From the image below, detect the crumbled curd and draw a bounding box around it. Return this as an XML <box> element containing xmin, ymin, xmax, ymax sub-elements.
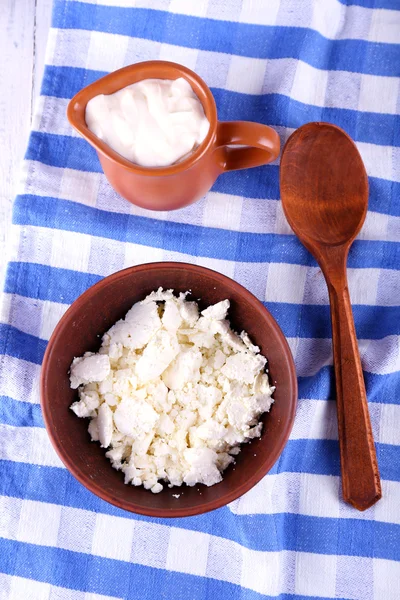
<box><xmin>69</xmin><ymin>289</ymin><xmax>275</xmax><ymax>493</ymax></box>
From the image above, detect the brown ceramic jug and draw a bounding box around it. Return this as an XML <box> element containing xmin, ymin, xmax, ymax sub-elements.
<box><xmin>67</xmin><ymin>61</ymin><xmax>280</xmax><ymax>211</ymax></box>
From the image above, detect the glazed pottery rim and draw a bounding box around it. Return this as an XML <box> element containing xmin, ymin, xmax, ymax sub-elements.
<box><xmin>41</xmin><ymin>262</ymin><xmax>298</xmax><ymax>517</ymax></box>
<box><xmin>67</xmin><ymin>60</ymin><xmax>218</xmax><ymax>177</ymax></box>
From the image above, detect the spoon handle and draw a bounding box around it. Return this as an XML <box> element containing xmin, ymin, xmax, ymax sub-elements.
<box><xmin>328</xmin><ymin>280</ymin><xmax>382</xmax><ymax>511</ymax></box>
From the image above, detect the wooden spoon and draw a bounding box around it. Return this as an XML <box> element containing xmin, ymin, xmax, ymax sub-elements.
<box><xmin>280</xmin><ymin>122</ymin><xmax>381</xmax><ymax>511</ymax></box>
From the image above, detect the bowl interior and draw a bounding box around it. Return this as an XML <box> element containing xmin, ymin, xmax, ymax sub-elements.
<box><xmin>41</xmin><ymin>263</ymin><xmax>297</xmax><ymax>517</ymax></box>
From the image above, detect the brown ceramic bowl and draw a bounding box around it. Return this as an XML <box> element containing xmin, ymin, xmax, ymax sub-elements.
<box><xmin>67</xmin><ymin>60</ymin><xmax>280</xmax><ymax>211</ymax></box>
<box><xmin>41</xmin><ymin>263</ymin><xmax>297</xmax><ymax>517</ymax></box>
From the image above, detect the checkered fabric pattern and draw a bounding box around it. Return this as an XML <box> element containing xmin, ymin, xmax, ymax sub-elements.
<box><xmin>1</xmin><ymin>0</ymin><xmax>400</xmax><ymax>598</ymax></box>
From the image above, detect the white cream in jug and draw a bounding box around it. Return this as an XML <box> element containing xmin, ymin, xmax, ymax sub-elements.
<box><xmin>85</xmin><ymin>78</ymin><xmax>210</xmax><ymax>168</ymax></box>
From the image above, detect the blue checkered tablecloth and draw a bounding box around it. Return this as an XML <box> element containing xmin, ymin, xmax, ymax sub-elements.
<box><xmin>1</xmin><ymin>0</ymin><xmax>400</xmax><ymax>598</ymax></box>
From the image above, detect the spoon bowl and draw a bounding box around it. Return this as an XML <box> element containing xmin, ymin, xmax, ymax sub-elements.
<box><xmin>280</xmin><ymin>122</ymin><xmax>381</xmax><ymax>511</ymax></box>
<box><xmin>281</xmin><ymin>123</ymin><xmax>368</xmax><ymax>248</ymax></box>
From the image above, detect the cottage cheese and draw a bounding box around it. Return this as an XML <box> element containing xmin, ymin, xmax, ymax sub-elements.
<box><xmin>69</xmin><ymin>289</ymin><xmax>275</xmax><ymax>493</ymax></box>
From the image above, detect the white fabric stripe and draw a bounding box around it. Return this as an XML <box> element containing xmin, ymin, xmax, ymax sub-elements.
<box><xmin>2</xmin><ymin>494</ymin><xmax>399</xmax><ymax>597</ymax></box>
<box><xmin>374</xmin><ymin>558</ymin><xmax>400</xmax><ymax>600</ymax></box>
<box><xmin>2</xmin><ymin>262</ymin><xmax>399</xmax><ymax>338</ymax></box>
<box><xmin>359</xmin><ymin>210</ymin><xmax>391</xmax><ymax>242</ymax></box>
<box><xmin>1</xmin><ymin>403</ymin><xmax>399</xmax><ymax>481</ymax></box>
<box><xmin>295</xmin><ymin>552</ymin><xmax>337</xmax><ymax>598</ymax></box>
<box><xmin>359</xmin><ymin>72</ymin><xmax>400</xmax><ymax>115</ymax></box>
<box><xmin>0</xmin><ymin>293</ymin><xmax>11</xmax><ymax>327</ymax></box>
<box><xmin>358</xmin><ymin>336</ymin><xmax>400</xmax><ymax>376</ymax></box>
<box><xmin>266</xmin><ymin>263</ymin><xmax>399</xmax><ymax>307</ymax></box>
<box><xmin>92</xmin><ymin>513</ymin><xmax>136</xmax><ymax>562</ymax></box>
<box><xmin>241</xmin><ymin>546</ymin><xmax>280</xmax><ymax>596</ymax></box>
<box><xmin>0</xmin><ymin>424</ymin><xmax>64</xmax><ymax>468</ymax></box>
<box><xmin>166</xmin><ymin>527</ymin><xmax>210</xmax><ymax>577</ymax></box>
<box><xmin>291</xmin><ymin>399</ymin><xmax>400</xmax><ymax>448</ymax></box>
<box><xmin>291</xmin><ymin>399</ymin><xmax>338</xmax><ymax>441</ymax></box>
<box><xmin>203</xmin><ymin>192</ymin><xmax>245</xmax><ymax>229</ymax></box>
<box><xmin>0</xmin><ymin>574</ymin><xmax>52</xmax><ymax>600</ymax></box>
<box><xmin>168</xmin><ymin>0</ymin><xmax>208</xmax><ymax>19</ymax></box>
<box><xmin>369</xmin><ymin>8</ymin><xmax>400</xmax><ymax>44</ymax></box>
<box><xmin>31</xmin><ymin>96</ymin><xmax>46</xmax><ymax>133</ymax></box>
<box><xmin>159</xmin><ymin>41</ymin><xmax>200</xmax><ymax>72</ymax></box>
<box><xmin>40</xmin><ymin>300</ymin><xmax>69</xmax><ymax>341</ymax></box>
<box><xmin>66</xmin><ymin>0</ymin><xmax>400</xmax><ymax>46</ymax></box>
<box><xmin>0</xmin><ymin>357</ymin><xmax>41</xmax><ymax>404</ymax></box>
<box><xmin>4</xmin><ymin>224</ymin><xmax>245</xmax><ymax>281</ymax></box>
<box><xmin>0</xmin><ymin>574</ymin><xmax>122</xmax><ymax>600</ymax></box>
<box><xmin>13</xmin><ymin>165</ymin><xmax>400</xmax><ymax>239</ymax></box>
<box><xmin>358</xmin><ymin>142</ymin><xmax>397</xmax><ymax>182</ymax></box>
<box><xmin>45</xmin><ymin>32</ymin><xmax>399</xmax><ymax>115</ymax></box>
<box><xmin>124</xmin><ymin>243</ymin><xmax>237</xmax><ymax>279</ymax></box>
<box><xmin>18</xmin><ymin>499</ymin><xmax>62</xmax><ymax>546</ymax></box>
<box><xmin>230</xmin><ymin>473</ymin><xmax>400</xmax><ymax>525</ymax></box>
<box><xmin>24</xmin><ymin>162</ymin><xmax>131</xmax><ymax>209</ymax></box>
<box><xmin>379</xmin><ymin>404</ymin><xmax>400</xmax><ymax>445</ymax></box>
<box><xmin>50</xmin><ymin>230</ymin><xmax>93</xmax><ymax>273</ymax></box>
<box><xmin>374</xmin><ymin>480</ymin><xmax>400</xmax><ymax>527</ymax></box>
<box><xmin>0</xmin><ymin>434</ymin><xmax>400</xmax><ymax>524</ymax></box>
<box><xmin>229</xmin><ymin>473</ymin><xmax>339</xmax><ymax>519</ymax></box>
<box><xmin>287</xmin><ymin>335</ymin><xmax>400</xmax><ymax>377</ymax></box>
<box><xmin>0</xmin><ymin>213</ymin><xmax>21</xmax><ymax>292</ymax></box>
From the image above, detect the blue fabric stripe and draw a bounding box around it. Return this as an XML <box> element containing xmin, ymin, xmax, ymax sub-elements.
<box><xmin>0</xmin><ymin>396</ymin><xmax>43</xmax><ymax>428</ymax></box>
<box><xmin>52</xmin><ymin>2</ymin><xmax>400</xmax><ymax>77</ymax></box>
<box><xmin>1</xmin><ymin>364</ymin><xmax>398</xmax><ymax>438</ymax></box>
<box><xmin>42</xmin><ymin>64</ymin><xmax>400</xmax><ymax>149</ymax></box>
<box><xmin>337</xmin><ymin>0</ymin><xmax>400</xmax><ymax>7</ymax></box>
<box><xmin>0</xmin><ymin>538</ymin><xmax>352</xmax><ymax>600</ymax></box>
<box><xmin>5</xmin><ymin>262</ymin><xmax>400</xmax><ymax>341</ymax></box>
<box><xmin>43</xmin><ymin>65</ymin><xmax>108</xmax><ymax>98</ymax></box>
<box><xmin>5</xmin><ymin>261</ymin><xmax>102</xmax><ymax>307</ymax></box>
<box><xmin>1</xmin><ymin>459</ymin><xmax>400</xmax><ymax>559</ymax></box>
<box><xmin>2</xmin><ymin>317</ymin><xmax>399</xmax><ymax>406</ymax></box>
<box><xmin>25</xmin><ymin>129</ymin><xmax>400</xmax><ymax>217</ymax></box>
<box><xmin>26</xmin><ymin>133</ymin><xmax>103</xmax><ymax>174</ymax></box>
<box><xmin>298</xmin><ymin>366</ymin><xmax>400</xmax><ymax>405</ymax></box>
<box><xmin>212</xmin><ymin>88</ymin><xmax>400</xmax><ymax>149</ymax></box>
<box><xmin>26</xmin><ymin>125</ymin><xmax>400</xmax><ymax>217</ymax></box>
<box><xmin>367</xmin><ymin>177</ymin><xmax>400</xmax><ymax>218</ymax></box>
<box><xmin>0</xmin><ymin>424</ymin><xmax>399</xmax><ymax>482</ymax></box>
<box><xmin>0</xmin><ymin>324</ymin><xmax>47</xmax><ymax>365</ymax></box>
<box><xmin>298</xmin><ymin>367</ymin><xmax>335</xmax><ymax>401</ymax></box>
<box><xmin>0</xmin><ymin>540</ymin><xmax>261</xmax><ymax>600</ymax></box>
<box><xmin>13</xmin><ymin>195</ymin><xmax>400</xmax><ymax>269</ymax></box>
<box><xmin>267</xmin><ymin>303</ymin><xmax>400</xmax><ymax>340</ymax></box>
<box><xmin>284</xmin><ymin>440</ymin><xmax>400</xmax><ymax>486</ymax></box>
